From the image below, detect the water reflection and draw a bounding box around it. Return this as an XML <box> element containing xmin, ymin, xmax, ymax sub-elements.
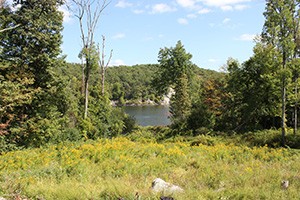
<box><xmin>122</xmin><ymin>105</ymin><xmax>171</xmax><ymax>126</ymax></box>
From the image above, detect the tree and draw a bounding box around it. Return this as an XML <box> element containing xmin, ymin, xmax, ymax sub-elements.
<box><xmin>170</xmin><ymin>73</ymin><xmax>191</xmax><ymax>123</ymax></box>
<box><xmin>262</xmin><ymin>0</ymin><xmax>298</xmax><ymax>145</ymax></box>
<box><xmin>154</xmin><ymin>41</ymin><xmax>192</xmax><ymax>124</ymax></box>
<box><xmin>291</xmin><ymin>2</ymin><xmax>300</xmax><ymax>134</ymax></box>
<box><xmin>0</xmin><ymin>0</ymin><xmax>68</xmax><ymax>147</ymax></box>
<box><xmin>71</xmin><ymin>0</ymin><xmax>110</xmax><ymax>119</ymax></box>
<box><xmin>219</xmin><ymin>46</ymin><xmax>281</xmax><ymax>132</ymax></box>
<box><xmin>99</xmin><ymin>35</ymin><xmax>112</xmax><ymax>96</ymax></box>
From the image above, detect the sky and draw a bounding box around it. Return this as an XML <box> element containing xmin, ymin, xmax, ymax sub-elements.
<box><xmin>60</xmin><ymin>0</ymin><xmax>266</xmax><ymax>71</ymax></box>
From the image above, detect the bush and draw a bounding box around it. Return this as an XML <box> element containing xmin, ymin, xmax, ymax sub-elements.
<box><xmin>241</xmin><ymin>129</ymin><xmax>300</xmax><ymax>148</ymax></box>
<box><xmin>190</xmin><ymin>135</ymin><xmax>220</xmax><ymax>146</ymax></box>
<box><xmin>0</xmin><ymin>135</ymin><xmax>19</xmax><ymax>153</ymax></box>
<box><xmin>126</xmin><ymin>127</ymin><xmax>156</xmax><ymax>143</ymax></box>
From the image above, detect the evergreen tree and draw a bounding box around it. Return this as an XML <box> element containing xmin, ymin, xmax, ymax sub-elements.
<box><xmin>170</xmin><ymin>73</ymin><xmax>191</xmax><ymax>124</ymax></box>
<box><xmin>154</xmin><ymin>41</ymin><xmax>192</xmax><ymax>126</ymax></box>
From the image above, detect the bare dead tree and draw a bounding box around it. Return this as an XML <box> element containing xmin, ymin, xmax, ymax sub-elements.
<box><xmin>71</xmin><ymin>0</ymin><xmax>110</xmax><ymax>119</ymax></box>
<box><xmin>98</xmin><ymin>35</ymin><xmax>112</xmax><ymax>95</ymax></box>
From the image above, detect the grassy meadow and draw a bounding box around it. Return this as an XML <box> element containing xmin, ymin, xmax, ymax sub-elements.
<box><xmin>1</xmin><ymin>132</ymin><xmax>300</xmax><ymax>200</ymax></box>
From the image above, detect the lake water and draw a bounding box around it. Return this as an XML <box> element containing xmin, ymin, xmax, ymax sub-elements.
<box><xmin>123</xmin><ymin>105</ymin><xmax>171</xmax><ymax>126</ymax></box>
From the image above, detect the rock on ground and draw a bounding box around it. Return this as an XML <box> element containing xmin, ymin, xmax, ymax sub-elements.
<box><xmin>151</xmin><ymin>178</ymin><xmax>184</xmax><ymax>194</ymax></box>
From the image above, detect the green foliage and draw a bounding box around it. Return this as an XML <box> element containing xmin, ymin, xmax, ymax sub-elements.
<box><xmin>106</xmin><ymin>63</ymin><xmax>219</xmax><ymax>106</ymax></box>
<box><xmin>106</xmin><ymin>64</ymin><xmax>160</xmax><ymax>103</ymax></box>
<box><xmin>240</xmin><ymin>129</ymin><xmax>300</xmax><ymax>148</ymax></box>
<box><xmin>0</xmin><ymin>0</ymin><xmax>69</xmax><ymax>148</ymax></box>
<box><xmin>218</xmin><ymin>44</ymin><xmax>282</xmax><ymax>132</ymax></box>
<box><xmin>187</xmin><ymin>99</ymin><xmax>215</xmax><ymax>133</ymax></box>
<box><xmin>51</xmin><ymin>62</ymin><xmax>137</xmax><ymax>142</ymax></box>
<box><xmin>262</xmin><ymin>0</ymin><xmax>299</xmax><ymax>144</ymax></box>
<box><xmin>155</xmin><ymin>41</ymin><xmax>194</xmax><ymax>128</ymax></box>
<box><xmin>170</xmin><ymin>73</ymin><xmax>191</xmax><ymax>125</ymax></box>
<box><xmin>154</xmin><ymin>40</ymin><xmax>193</xmax><ymax>94</ymax></box>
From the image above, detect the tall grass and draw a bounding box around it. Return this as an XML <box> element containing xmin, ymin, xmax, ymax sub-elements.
<box><xmin>1</xmin><ymin>136</ymin><xmax>300</xmax><ymax>199</ymax></box>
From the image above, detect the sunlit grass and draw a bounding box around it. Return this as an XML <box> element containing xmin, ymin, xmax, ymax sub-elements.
<box><xmin>1</xmin><ymin>136</ymin><xmax>300</xmax><ymax>199</ymax></box>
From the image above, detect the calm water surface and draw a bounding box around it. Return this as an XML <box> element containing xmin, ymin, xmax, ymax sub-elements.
<box><xmin>123</xmin><ymin>105</ymin><xmax>171</xmax><ymax>126</ymax></box>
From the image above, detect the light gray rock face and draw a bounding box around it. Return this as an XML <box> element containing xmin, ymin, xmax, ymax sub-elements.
<box><xmin>151</xmin><ymin>178</ymin><xmax>183</xmax><ymax>194</ymax></box>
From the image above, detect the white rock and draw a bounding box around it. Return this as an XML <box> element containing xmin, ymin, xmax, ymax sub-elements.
<box><xmin>281</xmin><ymin>180</ymin><xmax>289</xmax><ymax>189</ymax></box>
<box><xmin>151</xmin><ymin>178</ymin><xmax>184</xmax><ymax>193</ymax></box>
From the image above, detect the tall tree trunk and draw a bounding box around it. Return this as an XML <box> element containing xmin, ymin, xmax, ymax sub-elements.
<box><xmin>99</xmin><ymin>36</ymin><xmax>112</xmax><ymax>96</ymax></box>
<box><xmin>84</xmin><ymin>59</ymin><xmax>90</xmax><ymax>119</ymax></box>
<box><xmin>81</xmin><ymin>58</ymin><xmax>85</xmax><ymax>95</ymax></box>
<box><xmin>294</xmin><ymin>83</ymin><xmax>298</xmax><ymax>134</ymax></box>
<box><xmin>101</xmin><ymin>38</ymin><xmax>105</xmax><ymax>95</ymax></box>
<box><xmin>292</xmin><ymin>1</ymin><xmax>299</xmax><ymax>135</ymax></box>
<box><xmin>84</xmin><ymin>79</ymin><xmax>89</xmax><ymax>119</ymax></box>
<box><xmin>281</xmin><ymin>77</ymin><xmax>286</xmax><ymax>146</ymax></box>
<box><xmin>281</xmin><ymin>54</ymin><xmax>287</xmax><ymax>146</ymax></box>
<box><xmin>101</xmin><ymin>65</ymin><xmax>105</xmax><ymax>95</ymax></box>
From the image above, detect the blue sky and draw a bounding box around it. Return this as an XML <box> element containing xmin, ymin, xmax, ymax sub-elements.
<box><xmin>60</xmin><ymin>0</ymin><xmax>266</xmax><ymax>71</ymax></box>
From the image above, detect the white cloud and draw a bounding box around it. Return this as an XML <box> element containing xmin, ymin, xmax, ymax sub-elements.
<box><xmin>111</xmin><ymin>59</ymin><xmax>125</xmax><ymax>66</ymax></box>
<box><xmin>115</xmin><ymin>0</ymin><xmax>133</xmax><ymax>8</ymax></box>
<box><xmin>176</xmin><ymin>0</ymin><xmax>195</xmax><ymax>8</ymax></box>
<box><xmin>221</xmin><ymin>5</ymin><xmax>233</xmax><ymax>11</ymax></box>
<box><xmin>237</xmin><ymin>33</ymin><xmax>256</xmax><ymax>41</ymax></box>
<box><xmin>198</xmin><ymin>8</ymin><xmax>211</xmax><ymax>14</ymax></box>
<box><xmin>201</xmin><ymin>0</ymin><xmax>251</xmax><ymax>7</ymax></box>
<box><xmin>112</xmin><ymin>33</ymin><xmax>126</xmax><ymax>40</ymax></box>
<box><xmin>222</xmin><ymin>18</ymin><xmax>231</xmax><ymax>24</ymax></box>
<box><xmin>151</xmin><ymin>3</ymin><xmax>177</xmax><ymax>14</ymax></box>
<box><xmin>178</xmin><ymin>18</ymin><xmax>189</xmax><ymax>25</ymax></box>
<box><xmin>176</xmin><ymin>0</ymin><xmax>204</xmax><ymax>11</ymax></box>
<box><xmin>234</xmin><ymin>4</ymin><xmax>249</xmax><ymax>10</ymax></box>
<box><xmin>200</xmin><ymin>0</ymin><xmax>252</xmax><ymax>11</ymax></box>
<box><xmin>133</xmin><ymin>9</ymin><xmax>144</xmax><ymax>14</ymax></box>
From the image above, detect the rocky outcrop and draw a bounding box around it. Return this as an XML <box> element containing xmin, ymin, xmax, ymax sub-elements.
<box><xmin>161</xmin><ymin>88</ymin><xmax>175</xmax><ymax>106</ymax></box>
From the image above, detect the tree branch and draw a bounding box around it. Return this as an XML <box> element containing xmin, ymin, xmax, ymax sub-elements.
<box><xmin>0</xmin><ymin>24</ymin><xmax>21</xmax><ymax>33</ymax></box>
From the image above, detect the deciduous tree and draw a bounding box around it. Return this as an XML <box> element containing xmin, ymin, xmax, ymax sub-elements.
<box><xmin>0</xmin><ymin>0</ymin><xmax>68</xmax><ymax>147</ymax></box>
<box><xmin>262</xmin><ymin>0</ymin><xmax>298</xmax><ymax>145</ymax></box>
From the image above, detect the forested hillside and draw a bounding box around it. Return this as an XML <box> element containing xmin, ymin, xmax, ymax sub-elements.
<box><xmin>105</xmin><ymin>64</ymin><xmax>224</xmax><ymax>105</ymax></box>
<box><xmin>62</xmin><ymin>63</ymin><xmax>225</xmax><ymax>106</ymax></box>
